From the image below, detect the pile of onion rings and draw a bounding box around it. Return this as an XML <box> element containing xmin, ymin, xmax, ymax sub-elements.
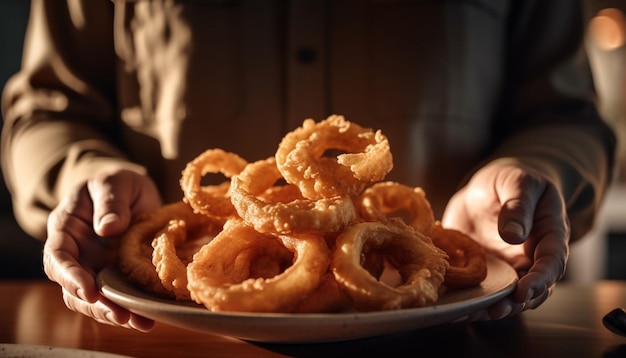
<box><xmin>118</xmin><ymin>115</ymin><xmax>488</xmax><ymax>313</ymax></box>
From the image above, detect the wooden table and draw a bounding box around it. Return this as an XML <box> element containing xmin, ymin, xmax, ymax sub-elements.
<box><xmin>1</xmin><ymin>279</ymin><xmax>626</xmax><ymax>358</ymax></box>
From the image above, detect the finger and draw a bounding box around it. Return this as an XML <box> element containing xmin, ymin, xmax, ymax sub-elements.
<box><xmin>525</xmin><ymin>283</ymin><xmax>554</xmax><ymax>310</ymax></box>
<box><xmin>512</xmin><ymin>243</ymin><xmax>566</xmax><ymax>308</ymax></box>
<box><xmin>516</xmin><ymin>191</ymin><xmax>568</xmax><ymax>304</ymax></box>
<box><xmin>129</xmin><ymin>313</ymin><xmax>156</xmax><ymax>332</ymax></box>
<box><xmin>62</xmin><ymin>289</ymin><xmax>130</xmax><ymax>326</ymax></box>
<box><xmin>476</xmin><ymin>241</ymin><xmax>561</xmax><ymax>321</ymax></box>
<box><xmin>489</xmin><ymin>283</ymin><xmax>553</xmax><ymax>320</ymax></box>
<box><xmin>495</xmin><ymin>169</ymin><xmax>546</xmax><ymax>244</ymax></box>
<box><xmin>514</xmin><ymin>252</ymin><xmax>566</xmax><ymax>304</ymax></box>
<box><xmin>44</xmin><ymin>228</ymin><xmax>100</xmax><ymax>303</ymax></box>
<box><xmin>465</xmin><ymin>308</ymin><xmax>492</xmax><ymax>322</ymax></box>
<box><xmin>88</xmin><ymin>176</ymin><xmax>133</xmax><ymax>237</ymax></box>
<box><xmin>487</xmin><ymin>297</ymin><xmax>526</xmax><ymax>320</ymax></box>
<box><xmin>471</xmin><ymin>286</ymin><xmax>551</xmax><ymax>322</ymax></box>
<box><xmin>44</xmin><ymin>253</ymin><xmax>98</xmax><ymax>302</ymax></box>
<box><xmin>62</xmin><ymin>289</ymin><xmax>154</xmax><ymax>332</ymax></box>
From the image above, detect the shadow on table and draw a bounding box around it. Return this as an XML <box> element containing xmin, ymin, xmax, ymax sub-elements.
<box><xmin>605</xmin><ymin>344</ymin><xmax>626</xmax><ymax>358</ymax></box>
<box><xmin>253</xmin><ymin>318</ymin><xmax>529</xmax><ymax>358</ymax></box>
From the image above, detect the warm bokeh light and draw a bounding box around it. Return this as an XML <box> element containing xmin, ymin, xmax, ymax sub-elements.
<box><xmin>589</xmin><ymin>8</ymin><xmax>626</xmax><ymax>51</ymax></box>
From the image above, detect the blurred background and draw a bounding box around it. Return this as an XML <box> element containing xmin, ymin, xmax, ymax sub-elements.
<box><xmin>568</xmin><ymin>0</ymin><xmax>626</xmax><ymax>282</ymax></box>
<box><xmin>0</xmin><ymin>1</ymin><xmax>624</xmax><ymax>281</ymax></box>
<box><xmin>0</xmin><ymin>1</ymin><xmax>42</xmax><ymax>279</ymax></box>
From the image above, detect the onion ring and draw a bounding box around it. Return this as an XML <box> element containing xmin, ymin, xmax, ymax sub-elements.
<box><xmin>429</xmin><ymin>224</ymin><xmax>488</xmax><ymax>288</ymax></box>
<box><xmin>331</xmin><ymin>221</ymin><xmax>449</xmax><ymax>311</ymax></box>
<box><xmin>120</xmin><ymin>115</ymin><xmax>479</xmax><ymax>313</ymax></box>
<box><xmin>229</xmin><ymin>157</ymin><xmax>357</xmax><ymax>234</ymax></box>
<box><xmin>358</xmin><ymin>181</ymin><xmax>436</xmax><ymax>236</ymax></box>
<box><xmin>187</xmin><ymin>219</ymin><xmax>330</xmax><ymax>312</ymax></box>
<box><xmin>179</xmin><ymin>148</ymin><xmax>248</xmax><ymax>217</ymax></box>
<box><xmin>118</xmin><ymin>202</ymin><xmax>224</xmax><ymax>298</ymax></box>
<box><xmin>151</xmin><ymin>220</ymin><xmax>191</xmax><ymax>300</ymax></box>
<box><xmin>275</xmin><ymin>115</ymin><xmax>393</xmax><ymax>200</ymax></box>
<box><xmin>151</xmin><ymin>212</ymin><xmax>225</xmax><ymax>301</ymax></box>
<box><xmin>294</xmin><ymin>272</ymin><xmax>352</xmax><ymax>313</ymax></box>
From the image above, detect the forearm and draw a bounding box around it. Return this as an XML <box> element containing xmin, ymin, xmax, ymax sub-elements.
<box><xmin>486</xmin><ymin>0</ymin><xmax>617</xmax><ymax>241</ymax></box>
<box><xmin>0</xmin><ymin>0</ymin><xmax>132</xmax><ymax>239</ymax></box>
<box><xmin>1</xmin><ymin>116</ymin><xmax>146</xmax><ymax>240</ymax></box>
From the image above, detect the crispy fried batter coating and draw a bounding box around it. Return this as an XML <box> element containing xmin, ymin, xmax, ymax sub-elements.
<box><xmin>332</xmin><ymin>221</ymin><xmax>449</xmax><ymax>311</ymax></box>
<box><xmin>179</xmin><ymin>148</ymin><xmax>248</xmax><ymax>217</ymax></box>
<box><xmin>429</xmin><ymin>223</ymin><xmax>488</xmax><ymax>288</ymax></box>
<box><xmin>187</xmin><ymin>219</ymin><xmax>330</xmax><ymax>312</ymax></box>
<box><xmin>275</xmin><ymin>115</ymin><xmax>393</xmax><ymax>200</ymax></box>
<box><xmin>230</xmin><ymin>157</ymin><xmax>357</xmax><ymax>234</ymax></box>
<box><xmin>119</xmin><ymin>202</ymin><xmax>224</xmax><ymax>299</ymax></box>
<box><xmin>118</xmin><ymin>115</ymin><xmax>488</xmax><ymax>313</ymax></box>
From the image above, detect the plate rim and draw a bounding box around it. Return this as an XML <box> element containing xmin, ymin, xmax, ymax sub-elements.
<box><xmin>97</xmin><ymin>255</ymin><xmax>517</xmax><ymax>343</ymax></box>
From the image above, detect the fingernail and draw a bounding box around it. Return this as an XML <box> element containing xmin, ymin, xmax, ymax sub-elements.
<box><xmin>98</xmin><ymin>213</ymin><xmax>119</xmax><ymax>230</ymax></box>
<box><xmin>503</xmin><ymin>221</ymin><xmax>524</xmax><ymax>238</ymax></box>
<box><xmin>76</xmin><ymin>288</ymin><xmax>87</xmax><ymax>301</ymax></box>
<box><xmin>525</xmin><ymin>288</ymin><xmax>535</xmax><ymax>302</ymax></box>
<box><xmin>105</xmin><ymin>310</ymin><xmax>115</xmax><ymax>323</ymax></box>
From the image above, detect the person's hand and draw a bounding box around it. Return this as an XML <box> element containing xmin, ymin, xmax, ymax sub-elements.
<box><xmin>441</xmin><ymin>159</ymin><xmax>570</xmax><ymax>321</ymax></box>
<box><xmin>43</xmin><ymin>169</ymin><xmax>162</xmax><ymax>331</ymax></box>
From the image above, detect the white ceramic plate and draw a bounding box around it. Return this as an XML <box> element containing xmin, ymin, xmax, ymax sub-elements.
<box><xmin>0</xmin><ymin>344</ymin><xmax>132</xmax><ymax>358</ymax></box>
<box><xmin>97</xmin><ymin>255</ymin><xmax>517</xmax><ymax>343</ymax></box>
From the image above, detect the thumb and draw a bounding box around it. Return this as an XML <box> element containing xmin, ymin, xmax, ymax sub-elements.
<box><xmin>88</xmin><ymin>176</ymin><xmax>133</xmax><ymax>237</ymax></box>
<box><xmin>496</xmin><ymin>170</ymin><xmax>546</xmax><ymax>245</ymax></box>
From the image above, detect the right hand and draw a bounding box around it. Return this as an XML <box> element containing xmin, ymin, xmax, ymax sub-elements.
<box><xmin>441</xmin><ymin>160</ymin><xmax>569</xmax><ymax>321</ymax></box>
<box><xmin>43</xmin><ymin>169</ymin><xmax>162</xmax><ymax>331</ymax></box>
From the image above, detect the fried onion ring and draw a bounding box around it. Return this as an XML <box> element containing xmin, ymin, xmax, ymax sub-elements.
<box><xmin>275</xmin><ymin>115</ymin><xmax>393</xmax><ymax>200</ymax></box>
<box><xmin>294</xmin><ymin>272</ymin><xmax>352</xmax><ymax>313</ymax></box>
<box><xmin>179</xmin><ymin>148</ymin><xmax>248</xmax><ymax>217</ymax></box>
<box><xmin>120</xmin><ymin>115</ymin><xmax>489</xmax><ymax>314</ymax></box>
<box><xmin>151</xmin><ymin>220</ymin><xmax>192</xmax><ymax>300</ymax></box>
<box><xmin>229</xmin><ymin>157</ymin><xmax>357</xmax><ymax>234</ymax></box>
<box><xmin>118</xmin><ymin>202</ymin><xmax>224</xmax><ymax>298</ymax></box>
<box><xmin>151</xmin><ymin>212</ymin><xmax>225</xmax><ymax>301</ymax></box>
<box><xmin>331</xmin><ymin>221</ymin><xmax>449</xmax><ymax>311</ymax></box>
<box><xmin>429</xmin><ymin>224</ymin><xmax>488</xmax><ymax>288</ymax></box>
<box><xmin>358</xmin><ymin>181</ymin><xmax>436</xmax><ymax>236</ymax></box>
<box><xmin>187</xmin><ymin>219</ymin><xmax>330</xmax><ymax>312</ymax></box>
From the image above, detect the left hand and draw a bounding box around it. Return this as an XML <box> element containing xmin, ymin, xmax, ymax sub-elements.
<box><xmin>441</xmin><ymin>159</ymin><xmax>570</xmax><ymax>320</ymax></box>
<box><xmin>43</xmin><ymin>169</ymin><xmax>162</xmax><ymax>331</ymax></box>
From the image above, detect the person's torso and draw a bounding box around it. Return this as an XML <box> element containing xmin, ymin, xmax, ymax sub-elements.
<box><xmin>112</xmin><ymin>0</ymin><xmax>510</xmax><ymax>216</ymax></box>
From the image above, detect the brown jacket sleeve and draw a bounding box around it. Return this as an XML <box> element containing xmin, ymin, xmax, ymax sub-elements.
<box><xmin>488</xmin><ymin>0</ymin><xmax>616</xmax><ymax>241</ymax></box>
<box><xmin>1</xmin><ymin>0</ymin><xmax>145</xmax><ymax>240</ymax></box>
